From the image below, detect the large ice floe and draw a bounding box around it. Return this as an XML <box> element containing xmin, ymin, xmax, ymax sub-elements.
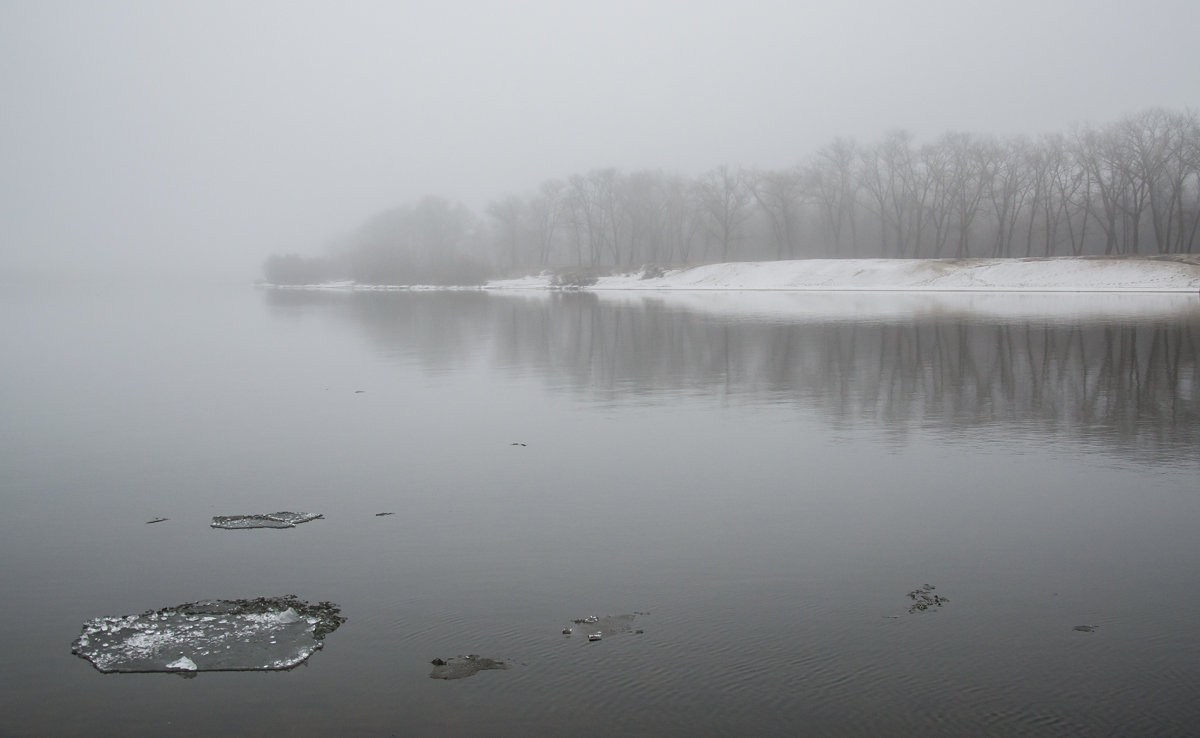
<box><xmin>71</xmin><ymin>595</ymin><xmax>346</xmax><ymax>673</ymax></box>
<box><xmin>210</xmin><ymin>512</ymin><xmax>323</xmax><ymax>529</ymax></box>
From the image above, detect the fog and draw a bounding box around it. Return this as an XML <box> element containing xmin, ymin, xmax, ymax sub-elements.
<box><xmin>3</xmin><ymin>0</ymin><xmax>1198</xmax><ymax>284</ymax></box>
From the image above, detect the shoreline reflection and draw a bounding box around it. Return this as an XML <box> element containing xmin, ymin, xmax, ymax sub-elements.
<box><xmin>265</xmin><ymin>289</ymin><xmax>1199</xmax><ymax>456</ymax></box>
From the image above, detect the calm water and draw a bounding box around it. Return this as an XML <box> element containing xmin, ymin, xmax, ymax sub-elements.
<box><xmin>1</xmin><ymin>285</ymin><xmax>1198</xmax><ymax>737</ymax></box>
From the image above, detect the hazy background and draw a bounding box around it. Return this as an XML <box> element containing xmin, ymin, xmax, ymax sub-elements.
<box><xmin>2</xmin><ymin>0</ymin><xmax>1198</xmax><ymax>284</ymax></box>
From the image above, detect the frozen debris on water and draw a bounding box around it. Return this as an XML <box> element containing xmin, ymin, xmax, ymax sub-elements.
<box><xmin>71</xmin><ymin>595</ymin><xmax>346</xmax><ymax>673</ymax></box>
<box><xmin>166</xmin><ymin>656</ymin><xmax>197</xmax><ymax>671</ymax></box>
<box><xmin>210</xmin><ymin>512</ymin><xmax>323</xmax><ymax>529</ymax></box>
<box><xmin>145</xmin><ymin>518</ymin><xmax>168</xmax><ymax>524</ymax></box>
<box><xmin>429</xmin><ymin>655</ymin><xmax>508</xmax><ymax>680</ymax></box>
<box><xmin>907</xmin><ymin>584</ymin><xmax>948</xmax><ymax>613</ymax></box>
<box><xmin>569</xmin><ymin>613</ymin><xmax>641</xmax><ymax>638</ymax></box>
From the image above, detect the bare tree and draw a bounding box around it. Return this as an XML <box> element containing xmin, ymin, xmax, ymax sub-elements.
<box><xmin>942</xmin><ymin>132</ymin><xmax>993</xmax><ymax>257</ymax></box>
<box><xmin>805</xmin><ymin>138</ymin><xmax>860</xmax><ymax>256</ymax></box>
<box><xmin>985</xmin><ymin>138</ymin><xmax>1033</xmax><ymax>257</ymax></box>
<box><xmin>624</xmin><ymin>170</ymin><xmax>669</xmax><ymax>265</ymax></box>
<box><xmin>748</xmin><ymin>166</ymin><xmax>806</xmax><ymax>258</ymax></box>
<box><xmin>661</xmin><ymin>173</ymin><xmax>701</xmax><ymax>263</ymax></box>
<box><xmin>486</xmin><ymin>195</ymin><xmax>524</xmax><ymax>269</ymax></box>
<box><xmin>695</xmin><ymin>165</ymin><xmax>754</xmax><ymax>261</ymax></box>
<box><xmin>564</xmin><ymin>173</ymin><xmax>602</xmax><ymax>266</ymax></box>
<box><xmin>528</xmin><ymin>179</ymin><xmax>565</xmax><ymax>266</ymax></box>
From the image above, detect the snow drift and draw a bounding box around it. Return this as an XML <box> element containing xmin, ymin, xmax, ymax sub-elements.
<box><xmin>486</xmin><ymin>256</ymin><xmax>1200</xmax><ymax>293</ymax></box>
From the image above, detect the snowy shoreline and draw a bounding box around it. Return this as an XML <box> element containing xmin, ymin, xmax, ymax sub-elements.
<box><xmin>260</xmin><ymin>257</ymin><xmax>1200</xmax><ymax>321</ymax></box>
<box><xmin>262</xmin><ymin>256</ymin><xmax>1200</xmax><ymax>293</ymax></box>
<box><xmin>486</xmin><ymin>256</ymin><xmax>1200</xmax><ymax>294</ymax></box>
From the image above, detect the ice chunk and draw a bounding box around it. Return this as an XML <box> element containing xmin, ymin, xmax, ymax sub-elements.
<box><xmin>429</xmin><ymin>655</ymin><xmax>508</xmax><ymax>680</ymax></box>
<box><xmin>570</xmin><ymin>613</ymin><xmax>638</xmax><ymax>636</ymax></box>
<box><xmin>906</xmin><ymin>584</ymin><xmax>948</xmax><ymax>613</ymax></box>
<box><xmin>210</xmin><ymin>512</ymin><xmax>323</xmax><ymax>529</ymax></box>
<box><xmin>71</xmin><ymin>595</ymin><xmax>346</xmax><ymax>673</ymax></box>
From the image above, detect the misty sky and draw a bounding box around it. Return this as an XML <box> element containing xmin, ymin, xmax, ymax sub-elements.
<box><xmin>2</xmin><ymin>0</ymin><xmax>1198</xmax><ymax>282</ymax></box>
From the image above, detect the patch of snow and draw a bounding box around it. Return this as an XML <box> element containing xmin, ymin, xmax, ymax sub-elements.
<box><xmin>166</xmin><ymin>656</ymin><xmax>197</xmax><ymax>671</ymax></box>
<box><xmin>486</xmin><ymin>257</ymin><xmax>1200</xmax><ymax>293</ymax></box>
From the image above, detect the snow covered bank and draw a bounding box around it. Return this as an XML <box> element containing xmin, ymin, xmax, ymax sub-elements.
<box><xmin>486</xmin><ymin>256</ymin><xmax>1200</xmax><ymax>293</ymax></box>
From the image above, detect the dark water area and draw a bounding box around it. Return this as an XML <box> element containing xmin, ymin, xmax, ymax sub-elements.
<box><xmin>1</xmin><ymin>285</ymin><xmax>1198</xmax><ymax>737</ymax></box>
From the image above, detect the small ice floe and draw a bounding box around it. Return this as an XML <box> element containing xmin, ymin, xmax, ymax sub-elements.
<box><xmin>145</xmin><ymin>518</ymin><xmax>168</xmax><ymax>524</ymax></box>
<box><xmin>568</xmin><ymin>613</ymin><xmax>642</xmax><ymax>640</ymax></box>
<box><xmin>71</xmin><ymin>595</ymin><xmax>346</xmax><ymax>673</ymax></box>
<box><xmin>210</xmin><ymin>512</ymin><xmax>323</xmax><ymax>530</ymax></box>
<box><xmin>906</xmin><ymin>584</ymin><xmax>948</xmax><ymax>613</ymax></box>
<box><xmin>429</xmin><ymin>655</ymin><xmax>508</xmax><ymax>680</ymax></box>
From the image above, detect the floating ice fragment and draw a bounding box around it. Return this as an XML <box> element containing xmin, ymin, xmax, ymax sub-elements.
<box><xmin>429</xmin><ymin>655</ymin><xmax>508</xmax><ymax>680</ymax></box>
<box><xmin>569</xmin><ymin>613</ymin><xmax>639</xmax><ymax>636</ymax></box>
<box><xmin>71</xmin><ymin>596</ymin><xmax>346</xmax><ymax>673</ymax></box>
<box><xmin>210</xmin><ymin>512</ymin><xmax>323</xmax><ymax>530</ymax></box>
<box><xmin>906</xmin><ymin>584</ymin><xmax>948</xmax><ymax>613</ymax></box>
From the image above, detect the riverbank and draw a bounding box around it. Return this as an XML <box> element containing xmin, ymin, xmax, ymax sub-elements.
<box><xmin>485</xmin><ymin>256</ymin><xmax>1200</xmax><ymax>293</ymax></box>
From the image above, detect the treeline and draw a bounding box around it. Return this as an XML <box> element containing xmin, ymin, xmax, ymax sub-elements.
<box><xmin>263</xmin><ymin>107</ymin><xmax>1200</xmax><ymax>285</ymax></box>
<box><xmin>263</xmin><ymin>196</ymin><xmax>490</xmax><ymax>286</ymax></box>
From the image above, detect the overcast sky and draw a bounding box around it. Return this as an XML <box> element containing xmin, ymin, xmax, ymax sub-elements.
<box><xmin>2</xmin><ymin>0</ymin><xmax>1198</xmax><ymax>282</ymax></box>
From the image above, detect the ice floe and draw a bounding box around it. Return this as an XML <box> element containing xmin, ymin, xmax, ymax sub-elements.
<box><xmin>429</xmin><ymin>655</ymin><xmax>508</xmax><ymax>680</ymax></box>
<box><xmin>210</xmin><ymin>512</ymin><xmax>324</xmax><ymax>530</ymax></box>
<box><xmin>71</xmin><ymin>596</ymin><xmax>346</xmax><ymax>673</ymax></box>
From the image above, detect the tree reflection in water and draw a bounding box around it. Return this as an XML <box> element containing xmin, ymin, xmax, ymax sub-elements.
<box><xmin>265</xmin><ymin>289</ymin><xmax>1199</xmax><ymax>455</ymax></box>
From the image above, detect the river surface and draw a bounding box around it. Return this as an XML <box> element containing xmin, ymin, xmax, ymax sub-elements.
<box><xmin>1</xmin><ymin>284</ymin><xmax>1198</xmax><ymax>737</ymax></box>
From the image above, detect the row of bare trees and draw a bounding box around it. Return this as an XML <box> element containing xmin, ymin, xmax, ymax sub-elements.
<box><xmin>485</xmin><ymin>107</ymin><xmax>1200</xmax><ymax>270</ymax></box>
<box><xmin>264</xmin><ymin>108</ymin><xmax>1199</xmax><ymax>284</ymax></box>
<box><xmin>264</xmin><ymin>196</ymin><xmax>490</xmax><ymax>286</ymax></box>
